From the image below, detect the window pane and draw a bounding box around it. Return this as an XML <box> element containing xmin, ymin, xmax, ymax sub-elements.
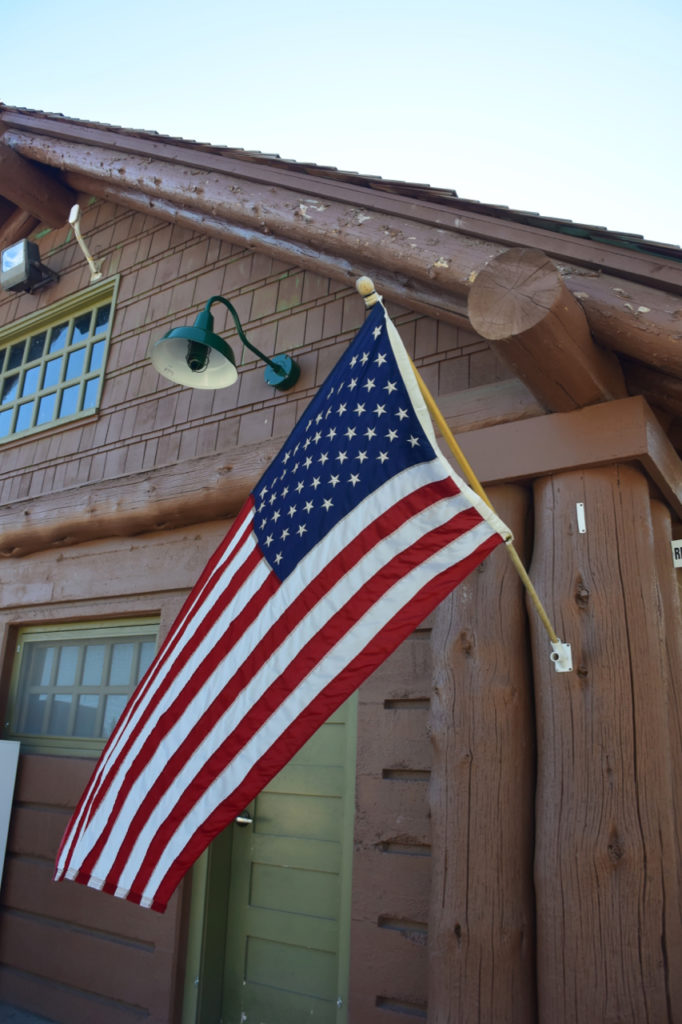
<box><xmin>82</xmin><ymin>378</ymin><xmax>99</xmax><ymax>411</ymax></box>
<box><xmin>23</xmin><ymin>693</ymin><xmax>47</xmax><ymax>734</ymax></box>
<box><xmin>48</xmin><ymin>323</ymin><xmax>69</xmax><ymax>352</ymax></box>
<box><xmin>27</xmin><ymin>332</ymin><xmax>47</xmax><ymax>362</ymax></box>
<box><xmin>7</xmin><ymin>341</ymin><xmax>25</xmax><ymax>371</ymax></box>
<box><xmin>21</xmin><ymin>366</ymin><xmax>40</xmax><ymax>397</ymax></box>
<box><xmin>75</xmin><ymin>695</ymin><xmax>100</xmax><ymax>737</ymax></box>
<box><xmin>83</xmin><ymin>644</ymin><xmax>107</xmax><ymax>685</ymax></box>
<box><xmin>56</xmin><ymin>645</ymin><xmax>80</xmax><ymax>686</ymax></box>
<box><xmin>109</xmin><ymin>643</ymin><xmax>135</xmax><ymax>686</ymax></box>
<box><xmin>59</xmin><ymin>384</ymin><xmax>81</xmax><ymax>418</ymax></box>
<box><xmin>15</xmin><ymin>401</ymin><xmax>34</xmax><ymax>432</ymax></box>
<box><xmin>103</xmin><ymin>694</ymin><xmax>127</xmax><ymax>738</ymax></box>
<box><xmin>43</xmin><ymin>356</ymin><xmax>63</xmax><ymax>388</ymax></box>
<box><xmin>36</xmin><ymin>393</ymin><xmax>56</xmax><ymax>426</ymax></box>
<box><xmin>0</xmin><ymin>409</ymin><xmax>13</xmax><ymax>437</ymax></box>
<box><xmin>65</xmin><ymin>348</ymin><xmax>86</xmax><ymax>381</ymax></box>
<box><xmin>139</xmin><ymin>641</ymin><xmax>156</xmax><ymax>679</ymax></box>
<box><xmin>0</xmin><ymin>348</ymin><xmax>4</xmax><ymax>373</ymax></box>
<box><xmin>72</xmin><ymin>312</ymin><xmax>92</xmax><ymax>344</ymax></box>
<box><xmin>1</xmin><ymin>374</ymin><xmax>19</xmax><ymax>403</ymax></box>
<box><xmin>95</xmin><ymin>304</ymin><xmax>111</xmax><ymax>333</ymax></box>
<box><xmin>24</xmin><ymin>644</ymin><xmax>56</xmax><ymax>686</ymax></box>
<box><xmin>89</xmin><ymin>340</ymin><xmax>105</xmax><ymax>372</ymax></box>
<box><xmin>48</xmin><ymin>694</ymin><xmax>73</xmax><ymax>734</ymax></box>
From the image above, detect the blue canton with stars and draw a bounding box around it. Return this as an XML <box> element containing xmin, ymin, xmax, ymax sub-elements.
<box><xmin>252</xmin><ymin>303</ymin><xmax>436</xmax><ymax>581</ymax></box>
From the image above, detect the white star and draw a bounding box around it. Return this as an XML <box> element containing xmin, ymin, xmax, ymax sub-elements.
<box><xmin>296</xmin><ymin>481</ymin><xmax>304</xmax><ymax>494</ymax></box>
<box><xmin>327</xmin><ymin>427</ymin><xmax>337</xmax><ymax>440</ymax></box>
<box><xmin>350</xmin><ymin>355</ymin><xmax>358</xmax><ymax>368</ymax></box>
<box><xmin>360</xmin><ymin>351</ymin><xmax>370</xmax><ymax>364</ymax></box>
<box><xmin>260</xmin><ymin>518</ymin><xmax>267</xmax><ymax>529</ymax></box>
<box><xmin>322</xmin><ymin>497</ymin><xmax>333</xmax><ymax>511</ymax></box>
<box><xmin>313</xmin><ymin>431</ymin><xmax>322</xmax><ymax>443</ymax></box>
<box><xmin>269</xmin><ymin>492</ymin><xmax>277</xmax><ymax>505</ymax></box>
<box><xmin>374</xmin><ymin>404</ymin><xmax>386</xmax><ymax>417</ymax></box>
<box><xmin>354</xmin><ymin>402</ymin><xmax>366</xmax><ymax>415</ymax></box>
<box><xmin>319</xmin><ymin>452</ymin><xmax>329</xmax><ymax>465</ymax></box>
<box><xmin>356</xmin><ymin>450</ymin><xmax>368</xmax><ymax>463</ymax></box>
<box><xmin>264</xmin><ymin>534</ymin><xmax>274</xmax><ymax>546</ymax></box>
<box><xmin>329</xmin><ymin>474</ymin><xmax>340</xmax><ymax>487</ymax></box>
<box><xmin>375</xmin><ymin>352</ymin><xmax>387</xmax><ymax>366</ymax></box>
<box><xmin>336</xmin><ymin>451</ymin><xmax>348</xmax><ymax>463</ymax></box>
<box><xmin>274</xmin><ymin>552</ymin><xmax>283</xmax><ymax>565</ymax></box>
<box><xmin>304</xmin><ymin>456</ymin><xmax>313</xmax><ymax>469</ymax></box>
<box><xmin>303</xmin><ymin>437</ymin><xmax>311</xmax><ymax>450</ymax></box>
<box><xmin>372</xmin><ymin>326</ymin><xmax>382</xmax><ymax>340</ymax></box>
<box><xmin>396</xmin><ymin>408</ymin><xmax>409</xmax><ymax>420</ymax></box>
<box><xmin>407</xmin><ymin>435</ymin><xmax>420</xmax><ymax>448</ymax></box>
<box><xmin>288</xmin><ymin>505</ymin><xmax>297</xmax><ymax>517</ymax></box>
<box><xmin>281</xmin><ymin>527</ymin><xmax>290</xmax><ymax>540</ymax></box>
<box><xmin>304</xmin><ymin>500</ymin><xmax>314</xmax><ymax>513</ymax></box>
<box><xmin>386</xmin><ymin>428</ymin><xmax>398</xmax><ymax>441</ymax></box>
<box><xmin>365</xmin><ymin>426</ymin><xmax>377</xmax><ymax>440</ymax></box>
<box><xmin>272</xmin><ymin>509</ymin><xmax>281</xmax><ymax>522</ymax></box>
<box><xmin>315</xmin><ymin>412</ymin><xmax>323</xmax><ymax>424</ymax></box>
<box><xmin>311</xmin><ymin>476</ymin><xmax>321</xmax><ymax>490</ymax></box>
<box><xmin>363</xmin><ymin>378</ymin><xmax>376</xmax><ymax>393</ymax></box>
<box><xmin>345</xmin><ymin>425</ymin><xmax>357</xmax><ymax>440</ymax></box>
<box><xmin>337</xmin><ymin>402</ymin><xmax>347</xmax><ymax>415</ymax></box>
<box><xmin>349</xmin><ymin>473</ymin><xmax>360</xmax><ymax>486</ymax></box>
<box><xmin>297</xmin><ymin>523</ymin><xmax>307</xmax><ymax>537</ymax></box>
<box><xmin>377</xmin><ymin>451</ymin><xmax>389</xmax><ymax>463</ymax></box>
<box><xmin>384</xmin><ymin>380</ymin><xmax>397</xmax><ymax>394</ymax></box>
<box><xmin>283</xmin><ymin>452</ymin><xmax>291</xmax><ymax>464</ymax></box>
<box><xmin>281</xmin><ymin>486</ymin><xmax>289</xmax><ymax>498</ymax></box>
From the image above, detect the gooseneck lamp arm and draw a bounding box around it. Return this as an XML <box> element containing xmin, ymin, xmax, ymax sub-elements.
<box><xmin>205</xmin><ymin>295</ymin><xmax>297</xmax><ymax>387</ymax></box>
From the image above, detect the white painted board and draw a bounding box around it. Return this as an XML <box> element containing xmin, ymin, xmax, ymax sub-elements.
<box><xmin>0</xmin><ymin>740</ymin><xmax>20</xmax><ymax>886</ymax></box>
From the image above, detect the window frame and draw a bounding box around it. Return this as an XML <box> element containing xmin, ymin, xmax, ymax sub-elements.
<box><xmin>0</xmin><ymin>276</ymin><xmax>119</xmax><ymax>445</ymax></box>
<box><xmin>4</xmin><ymin>617</ymin><xmax>159</xmax><ymax>757</ymax></box>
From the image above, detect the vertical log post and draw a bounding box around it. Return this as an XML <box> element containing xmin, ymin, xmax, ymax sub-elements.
<box><xmin>531</xmin><ymin>465</ymin><xmax>682</xmax><ymax>1023</ymax></box>
<box><xmin>428</xmin><ymin>485</ymin><xmax>536</xmax><ymax>1024</ymax></box>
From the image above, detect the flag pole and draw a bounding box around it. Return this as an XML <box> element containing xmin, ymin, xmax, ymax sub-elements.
<box><xmin>355</xmin><ymin>277</ymin><xmax>573</xmax><ymax>673</ymax></box>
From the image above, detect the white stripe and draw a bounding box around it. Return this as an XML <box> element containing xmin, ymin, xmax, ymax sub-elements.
<box><xmin>58</xmin><ymin>505</ymin><xmax>257</xmax><ymax>872</ymax></box>
<box><xmin>140</xmin><ymin>517</ymin><xmax>496</xmax><ymax>904</ymax></box>
<box><xmin>58</xmin><ymin>522</ymin><xmax>264</xmax><ymax>874</ymax></box>
<box><xmin>109</xmin><ymin>494</ymin><xmax>493</xmax><ymax>894</ymax></box>
<box><xmin>63</xmin><ymin>460</ymin><xmax>449</xmax><ymax>873</ymax></box>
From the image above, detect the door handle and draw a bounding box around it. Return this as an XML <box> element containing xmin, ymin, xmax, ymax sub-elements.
<box><xmin>235</xmin><ymin>811</ymin><xmax>253</xmax><ymax>827</ymax></box>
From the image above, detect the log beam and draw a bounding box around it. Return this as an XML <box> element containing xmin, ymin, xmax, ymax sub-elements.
<box><xmin>0</xmin><ymin>379</ymin><xmax>542</xmax><ymax>559</ymax></box>
<box><xmin>3</xmin><ymin>128</ymin><xmax>682</xmax><ymax>375</ymax></box>
<box><xmin>0</xmin><ymin>142</ymin><xmax>75</xmax><ymax>228</ymax></box>
<box><xmin>468</xmin><ymin>247</ymin><xmax>627</xmax><ymax>411</ymax></box>
<box><xmin>428</xmin><ymin>485</ymin><xmax>536</xmax><ymax>1023</ymax></box>
<box><xmin>0</xmin><ymin>207</ymin><xmax>40</xmax><ymax>249</ymax></box>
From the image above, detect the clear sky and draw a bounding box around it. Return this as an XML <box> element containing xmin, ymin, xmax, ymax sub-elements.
<box><xmin>2</xmin><ymin>0</ymin><xmax>680</xmax><ymax>245</ymax></box>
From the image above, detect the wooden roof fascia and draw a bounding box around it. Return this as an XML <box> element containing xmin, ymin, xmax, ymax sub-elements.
<box><xmin>0</xmin><ymin>207</ymin><xmax>40</xmax><ymax>248</ymax></box>
<box><xmin>0</xmin><ymin>141</ymin><xmax>75</xmax><ymax>228</ymax></box>
<box><xmin>63</xmin><ymin>172</ymin><xmax>472</xmax><ymax>329</ymax></box>
<box><xmin>1</xmin><ymin>114</ymin><xmax>681</xmax><ymax>294</ymax></box>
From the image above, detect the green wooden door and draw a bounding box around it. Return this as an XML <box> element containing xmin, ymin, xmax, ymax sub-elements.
<box><xmin>188</xmin><ymin>696</ymin><xmax>357</xmax><ymax>1024</ymax></box>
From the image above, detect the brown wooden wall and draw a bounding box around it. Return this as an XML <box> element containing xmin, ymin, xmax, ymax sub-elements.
<box><xmin>0</xmin><ymin>197</ymin><xmax>515</xmax><ymax>1021</ymax></box>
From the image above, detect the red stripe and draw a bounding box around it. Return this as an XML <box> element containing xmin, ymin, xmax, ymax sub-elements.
<box><xmin>58</xmin><ymin>502</ymin><xmax>258</xmax><ymax>875</ymax></box>
<box><xmin>126</xmin><ymin>500</ymin><xmax>490</xmax><ymax>899</ymax></box>
<box><xmin>150</xmin><ymin>528</ymin><xmax>503</xmax><ymax>910</ymax></box>
<box><xmin>105</xmin><ymin>480</ymin><xmax>461</xmax><ymax>889</ymax></box>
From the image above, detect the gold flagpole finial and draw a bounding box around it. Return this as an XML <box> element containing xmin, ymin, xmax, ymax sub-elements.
<box><xmin>355</xmin><ymin>276</ymin><xmax>382</xmax><ymax>307</ymax></box>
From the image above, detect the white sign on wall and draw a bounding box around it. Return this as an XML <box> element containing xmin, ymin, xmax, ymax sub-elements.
<box><xmin>0</xmin><ymin>740</ymin><xmax>20</xmax><ymax>887</ymax></box>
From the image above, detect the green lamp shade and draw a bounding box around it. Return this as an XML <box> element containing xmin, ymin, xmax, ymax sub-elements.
<box><xmin>149</xmin><ymin>315</ymin><xmax>237</xmax><ymax>390</ymax></box>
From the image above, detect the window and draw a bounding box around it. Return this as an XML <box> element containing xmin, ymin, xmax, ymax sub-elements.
<box><xmin>0</xmin><ymin>278</ymin><xmax>117</xmax><ymax>443</ymax></box>
<box><xmin>4</xmin><ymin>619</ymin><xmax>158</xmax><ymax>755</ymax></box>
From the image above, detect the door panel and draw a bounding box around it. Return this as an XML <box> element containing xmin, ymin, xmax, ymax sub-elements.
<box><xmin>220</xmin><ymin>697</ymin><xmax>357</xmax><ymax>1024</ymax></box>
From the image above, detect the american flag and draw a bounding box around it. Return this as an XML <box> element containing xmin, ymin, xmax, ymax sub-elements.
<box><xmin>54</xmin><ymin>302</ymin><xmax>509</xmax><ymax>911</ymax></box>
